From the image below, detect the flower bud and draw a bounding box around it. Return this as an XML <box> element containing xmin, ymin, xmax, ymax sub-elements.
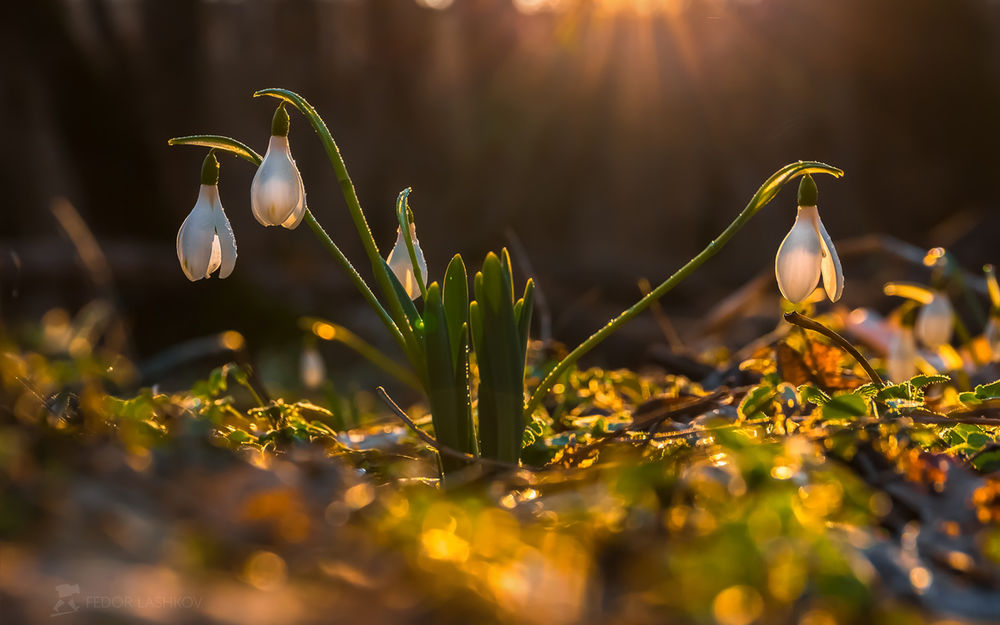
<box><xmin>251</xmin><ymin>105</ymin><xmax>305</xmax><ymax>229</ymax></box>
<box><xmin>774</xmin><ymin>177</ymin><xmax>843</xmax><ymax>304</ymax></box>
<box><xmin>176</xmin><ymin>152</ymin><xmax>237</xmax><ymax>281</ymax></box>
<box><xmin>775</xmin><ymin>207</ymin><xmax>823</xmax><ymax>303</ymax></box>
<box><xmin>386</xmin><ymin>223</ymin><xmax>428</xmax><ymax>300</ymax></box>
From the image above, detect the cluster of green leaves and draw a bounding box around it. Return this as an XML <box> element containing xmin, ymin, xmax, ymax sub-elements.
<box><xmin>739</xmin><ymin>337</ymin><xmax>1000</xmax><ymax>472</ymax></box>
<box><xmin>393</xmin><ymin>242</ymin><xmax>534</xmax><ymax>472</ymax></box>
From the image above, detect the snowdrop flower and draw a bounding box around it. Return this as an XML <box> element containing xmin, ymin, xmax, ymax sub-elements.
<box><xmin>915</xmin><ymin>292</ymin><xmax>953</xmax><ymax>349</ymax></box>
<box><xmin>386</xmin><ymin>223</ymin><xmax>428</xmax><ymax>300</ymax></box>
<box><xmin>251</xmin><ymin>104</ymin><xmax>305</xmax><ymax>229</ymax></box>
<box><xmin>984</xmin><ymin>266</ymin><xmax>1000</xmax><ymax>361</ymax></box>
<box><xmin>774</xmin><ymin>174</ymin><xmax>844</xmax><ymax>304</ymax></box>
<box><xmin>887</xmin><ymin>326</ymin><xmax>918</xmax><ymax>382</ymax></box>
<box><xmin>176</xmin><ymin>152</ymin><xmax>237</xmax><ymax>281</ymax></box>
<box><xmin>985</xmin><ymin>317</ymin><xmax>1000</xmax><ymax>361</ymax></box>
<box><xmin>300</xmin><ymin>344</ymin><xmax>326</xmax><ymax>389</ymax></box>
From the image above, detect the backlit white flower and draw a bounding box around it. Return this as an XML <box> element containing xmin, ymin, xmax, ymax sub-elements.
<box><xmin>774</xmin><ymin>176</ymin><xmax>843</xmax><ymax>304</ymax></box>
<box><xmin>985</xmin><ymin>317</ymin><xmax>1000</xmax><ymax>361</ymax></box>
<box><xmin>386</xmin><ymin>223</ymin><xmax>428</xmax><ymax>300</ymax></box>
<box><xmin>300</xmin><ymin>345</ymin><xmax>325</xmax><ymax>389</ymax></box>
<box><xmin>251</xmin><ymin>135</ymin><xmax>305</xmax><ymax>229</ymax></box>
<box><xmin>176</xmin><ymin>154</ymin><xmax>237</xmax><ymax>281</ymax></box>
<box><xmin>887</xmin><ymin>326</ymin><xmax>918</xmax><ymax>382</ymax></box>
<box><xmin>915</xmin><ymin>292</ymin><xmax>953</xmax><ymax>349</ymax></box>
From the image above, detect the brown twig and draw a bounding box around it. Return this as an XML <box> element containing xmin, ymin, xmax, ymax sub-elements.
<box><xmin>639</xmin><ymin>277</ymin><xmax>685</xmax><ymax>352</ymax></box>
<box><xmin>375</xmin><ymin>387</ymin><xmax>531</xmax><ymax>473</ymax></box>
<box><xmin>904</xmin><ymin>409</ymin><xmax>1000</xmax><ymax>428</ymax></box>
<box><xmin>783</xmin><ymin>311</ymin><xmax>885</xmax><ymax>387</ymax></box>
<box><xmin>642</xmin><ymin>417</ymin><xmax>773</xmax><ymax>443</ymax></box>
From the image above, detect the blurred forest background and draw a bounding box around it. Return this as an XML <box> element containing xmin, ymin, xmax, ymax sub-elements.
<box><xmin>2</xmin><ymin>0</ymin><xmax>1000</xmax><ymax>391</ymax></box>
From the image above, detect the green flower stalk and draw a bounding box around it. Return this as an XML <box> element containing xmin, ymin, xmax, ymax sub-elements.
<box><xmin>524</xmin><ymin>162</ymin><xmax>843</xmax><ymax>416</ymax></box>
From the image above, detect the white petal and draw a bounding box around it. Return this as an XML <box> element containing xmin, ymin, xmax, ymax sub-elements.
<box><xmin>774</xmin><ymin>207</ymin><xmax>822</xmax><ymax>303</ymax></box>
<box><xmin>915</xmin><ymin>294</ymin><xmax>954</xmax><ymax>349</ymax></box>
<box><xmin>215</xmin><ymin>217</ymin><xmax>238</xmax><ymax>280</ymax></box>
<box><xmin>204</xmin><ymin>191</ymin><xmax>238</xmax><ymax>279</ymax></box>
<box><xmin>206</xmin><ymin>235</ymin><xmax>222</xmax><ymax>277</ymax></box>
<box><xmin>251</xmin><ymin>136</ymin><xmax>305</xmax><ymax>227</ymax></box>
<box><xmin>280</xmin><ymin>178</ymin><xmax>307</xmax><ymax>230</ymax></box>
<box><xmin>176</xmin><ymin>184</ymin><xmax>219</xmax><ymax>282</ymax></box>
<box><xmin>812</xmin><ymin>209</ymin><xmax>844</xmax><ymax>302</ymax></box>
<box><xmin>887</xmin><ymin>327</ymin><xmax>918</xmax><ymax>382</ymax></box>
<box><xmin>386</xmin><ymin>225</ymin><xmax>428</xmax><ymax>300</ymax></box>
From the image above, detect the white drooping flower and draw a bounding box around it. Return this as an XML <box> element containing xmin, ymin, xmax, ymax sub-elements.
<box><xmin>176</xmin><ymin>153</ymin><xmax>237</xmax><ymax>281</ymax></box>
<box><xmin>386</xmin><ymin>223</ymin><xmax>428</xmax><ymax>300</ymax></box>
<box><xmin>915</xmin><ymin>292</ymin><xmax>954</xmax><ymax>349</ymax></box>
<box><xmin>985</xmin><ymin>317</ymin><xmax>1000</xmax><ymax>361</ymax></box>
<box><xmin>774</xmin><ymin>175</ymin><xmax>843</xmax><ymax>304</ymax></box>
<box><xmin>300</xmin><ymin>345</ymin><xmax>326</xmax><ymax>389</ymax></box>
<box><xmin>887</xmin><ymin>326</ymin><xmax>918</xmax><ymax>383</ymax></box>
<box><xmin>250</xmin><ymin>105</ymin><xmax>305</xmax><ymax>229</ymax></box>
<box><xmin>251</xmin><ymin>136</ymin><xmax>305</xmax><ymax>228</ymax></box>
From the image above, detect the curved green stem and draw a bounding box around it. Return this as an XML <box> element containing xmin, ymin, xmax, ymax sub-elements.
<box><xmin>252</xmin><ymin>88</ymin><xmax>424</xmax><ymax>377</ymax></box>
<box><xmin>525</xmin><ymin>161</ymin><xmax>845</xmax><ymax>415</ymax></box>
<box><xmin>167</xmin><ymin>134</ymin><xmax>409</xmax><ymax>357</ymax></box>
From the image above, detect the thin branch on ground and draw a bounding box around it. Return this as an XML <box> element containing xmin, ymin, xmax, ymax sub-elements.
<box><xmin>375</xmin><ymin>387</ymin><xmax>531</xmax><ymax>473</ymax></box>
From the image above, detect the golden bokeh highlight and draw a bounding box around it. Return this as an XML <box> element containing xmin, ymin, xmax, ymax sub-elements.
<box><xmin>244</xmin><ymin>550</ymin><xmax>288</xmax><ymax>591</ymax></box>
<box><xmin>712</xmin><ymin>585</ymin><xmax>764</xmax><ymax>625</ymax></box>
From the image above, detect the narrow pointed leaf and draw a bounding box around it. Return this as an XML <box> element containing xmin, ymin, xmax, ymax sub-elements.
<box><xmin>518</xmin><ymin>279</ymin><xmax>535</xmax><ymax>352</ymax></box>
<box><xmin>421</xmin><ymin>283</ymin><xmax>474</xmax><ymax>472</ymax></box>
<box><xmin>443</xmin><ymin>254</ymin><xmax>469</xmax><ymax>369</ymax></box>
<box><xmin>472</xmin><ymin>251</ymin><xmax>527</xmax><ymax>463</ymax></box>
<box><xmin>500</xmin><ymin>247</ymin><xmax>515</xmax><ymax>302</ymax></box>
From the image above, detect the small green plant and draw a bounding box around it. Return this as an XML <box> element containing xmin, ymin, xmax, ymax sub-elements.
<box><xmin>170</xmin><ymin>87</ymin><xmax>842</xmax><ymax>477</ymax></box>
